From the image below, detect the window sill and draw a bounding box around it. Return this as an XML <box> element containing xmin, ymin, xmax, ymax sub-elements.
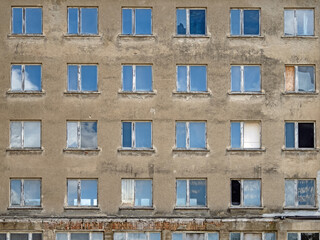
<box><xmin>281</xmin><ymin>91</ymin><xmax>319</xmax><ymax>96</ymax></box>
<box><xmin>282</xmin><ymin>148</ymin><xmax>319</xmax><ymax>152</ymax></box>
<box><xmin>6</xmin><ymin>91</ymin><xmax>46</xmax><ymax>96</ymax></box>
<box><xmin>6</xmin><ymin>148</ymin><xmax>43</xmax><ymax>153</ymax></box>
<box><xmin>63</xmin><ymin>91</ymin><xmax>101</xmax><ymax>96</ymax></box>
<box><xmin>227</xmin><ymin>35</ymin><xmax>264</xmax><ymax>38</ymax></box>
<box><xmin>172</xmin><ymin>91</ymin><xmax>212</xmax><ymax>97</ymax></box>
<box><xmin>173</xmin><ymin>35</ymin><xmax>210</xmax><ymax>38</ymax></box>
<box><xmin>8</xmin><ymin>207</ymin><xmax>43</xmax><ymax>210</ymax></box>
<box><xmin>117</xmin><ymin>148</ymin><xmax>156</xmax><ymax>155</ymax></box>
<box><xmin>172</xmin><ymin>149</ymin><xmax>210</xmax><ymax>153</ymax></box>
<box><xmin>281</xmin><ymin>35</ymin><xmax>318</xmax><ymax>39</ymax></box>
<box><xmin>119</xmin><ymin>207</ymin><xmax>154</xmax><ymax>210</ymax></box>
<box><xmin>7</xmin><ymin>34</ymin><xmax>45</xmax><ymax>38</ymax></box>
<box><xmin>226</xmin><ymin>147</ymin><xmax>266</xmax><ymax>152</ymax></box>
<box><xmin>174</xmin><ymin>207</ymin><xmax>209</xmax><ymax>210</ymax></box>
<box><xmin>64</xmin><ymin>206</ymin><xmax>100</xmax><ymax>210</ymax></box>
<box><xmin>118</xmin><ymin>34</ymin><xmax>156</xmax><ymax>39</ymax></box>
<box><xmin>63</xmin><ymin>34</ymin><xmax>101</xmax><ymax>38</ymax></box>
<box><xmin>229</xmin><ymin>206</ymin><xmax>264</xmax><ymax>210</ymax></box>
<box><xmin>118</xmin><ymin>91</ymin><xmax>157</xmax><ymax>96</ymax></box>
<box><xmin>283</xmin><ymin>207</ymin><xmax>318</xmax><ymax>210</ymax></box>
<box><xmin>227</xmin><ymin>91</ymin><xmax>265</xmax><ymax>95</ymax></box>
<box><xmin>63</xmin><ymin>148</ymin><xmax>101</xmax><ymax>154</ymax></box>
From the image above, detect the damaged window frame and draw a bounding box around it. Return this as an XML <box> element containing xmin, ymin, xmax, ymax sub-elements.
<box><xmin>66</xmin><ymin>121</ymin><xmax>98</xmax><ymax>150</ymax></box>
<box><xmin>121</xmin><ymin>179</ymin><xmax>153</xmax><ymax>208</ymax></box>
<box><xmin>0</xmin><ymin>233</ymin><xmax>43</xmax><ymax>240</ymax></box>
<box><xmin>231</xmin><ymin>179</ymin><xmax>262</xmax><ymax>207</ymax></box>
<box><xmin>122</xmin><ymin>8</ymin><xmax>152</xmax><ymax>35</ymax></box>
<box><xmin>172</xmin><ymin>232</ymin><xmax>219</xmax><ymax>240</ymax></box>
<box><xmin>230</xmin><ymin>65</ymin><xmax>261</xmax><ymax>93</ymax></box>
<box><xmin>56</xmin><ymin>232</ymin><xmax>103</xmax><ymax>240</ymax></box>
<box><xmin>121</xmin><ymin>65</ymin><xmax>153</xmax><ymax>92</ymax></box>
<box><xmin>285</xmin><ymin>179</ymin><xmax>316</xmax><ymax>208</ymax></box>
<box><xmin>175</xmin><ymin>121</ymin><xmax>207</xmax><ymax>150</ymax></box>
<box><xmin>176</xmin><ymin>65</ymin><xmax>208</xmax><ymax>92</ymax></box>
<box><xmin>121</xmin><ymin>121</ymin><xmax>153</xmax><ymax>150</ymax></box>
<box><xmin>67</xmin><ymin>7</ymin><xmax>99</xmax><ymax>35</ymax></box>
<box><xmin>66</xmin><ymin>179</ymin><xmax>98</xmax><ymax>207</ymax></box>
<box><xmin>11</xmin><ymin>7</ymin><xmax>43</xmax><ymax>35</ymax></box>
<box><xmin>67</xmin><ymin>64</ymin><xmax>98</xmax><ymax>92</ymax></box>
<box><xmin>176</xmin><ymin>179</ymin><xmax>207</xmax><ymax>208</ymax></box>
<box><xmin>10</xmin><ymin>179</ymin><xmax>42</xmax><ymax>207</ymax></box>
<box><xmin>230</xmin><ymin>232</ymin><xmax>276</xmax><ymax>240</ymax></box>
<box><xmin>288</xmin><ymin>233</ymin><xmax>319</xmax><ymax>240</ymax></box>
<box><xmin>10</xmin><ymin>121</ymin><xmax>42</xmax><ymax>149</ymax></box>
<box><xmin>230</xmin><ymin>9</ymin><xmax>261</xmax><ymax>36</ymax></box>
<box><xmin>114</xmin><ymin>232</ymin><xmax>160</xmax><ymax>240</ymax></box>
<box><xmin>284</xmin><ymin>121</ymin><xmax>315</xmax><ymax>149</ymax></box>
<box><xmin>284</xmin><ymin>9</ymin><xmax>314</xmax><ymax>36</ymax></box>
<box><xmin>285</xmin><ymin>65</ymin><xmax>315</xmax><ymax>93</ymax></box>
<box><xmin>230</xmin><ymin>121</ymin><xmax>262</xmax><ymax>149</ymax></box>
<box><xmin>176</xmin><ymin>8</ymin><xmax>207</xmax><ymax>36</ymax></box>
<box><xmin>10</xmin><ymin>64</ymin><xmax>42</xmax><ymax>92</ymax></box>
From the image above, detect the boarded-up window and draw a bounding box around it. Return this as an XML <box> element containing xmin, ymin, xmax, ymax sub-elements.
<box><xmin>285</xmin><ymin>66</ymin><xmax>315</xmax><ymax>92</ymax></box>
<box><xmin>285</xmin><ymin>66</ymin><xmax>295</xmax><ymax>92</ymax></box>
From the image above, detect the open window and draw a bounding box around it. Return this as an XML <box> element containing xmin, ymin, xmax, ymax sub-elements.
<box><xmin>285</xmin><ymin>122</ymin><xmax>315</xmax><ymax>149</ymax></box>
<box><xmin>231</xmin><ymin>179</ymin><xmax>261</xmax><ymax>207</ymax></box>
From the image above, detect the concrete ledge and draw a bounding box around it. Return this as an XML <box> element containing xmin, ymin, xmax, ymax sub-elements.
<box><xmin>227</xmin><ymin>91</ymin><xmax>265</xmax><ymax>95</ymax></box>
<box><xmin>281</xmin><ymin>35</ymin><xmax>318</xmax><ymax>39</ymax></box>
<box><xmin>7</xmin><ymin>34</ymin><xmax>45</xmax><ymax>38</ymax></box>
<box><xmin>6</xmin><ymin>91</ymin><xmax>46</xmax><ymax>96</ymax></box>
<box><xmin>63</xmin><ymin>91</ymin><xmax>101</xmax><ymax>96</ymax></box>
<box><xmin>172</xmin><ymin>91</ymin><xmax>212</xmax><ymax>98</ymax></box>
<box><xmin>118</xmin><ymin>91</ymin><xmax>157</xmax><ymax>97</ymax></box>
<box><xmin>227</xmin><ymin>35</ymin><xmax>264</xmax><ymax>38</ymax></box>
<box><xmin>174</xmin><ymin>207</ymin><xmax>209</xmax><ymax>210</ymax></box>
<box><xmin>226</xmin><ymin>147</ymin><xmax>266</xmax><ymax>152</ymax></box>
<box><xmin>63</xmin><ymin>34</ymin><xmax>102</xmax><ymax>38</ymax></box>
<box><xmin>64</xmin><ymin>207</ymin><xmax>100</xmax><ymax>210</ymax></box>
<box><xmin>281</xmin><ymin>91</ymin><xmax>319</xmax><ymax>96</ymax></box>
<box><xmin>229</xmin><ymin>207</ymin><xmax>264</xmax><ymax>210</ymax></box>
<box><xmin>172</xmin><ymin>149</ymin><xmax>210</xmax><ymax>155</ymax></box>
<box><xmin>283</xmin><ymin>207</ymin><xmax>318</xmax><ymax>210</ymax></box>
<box><xmin>63</xmin><ymin>148</ymin><xmax>101</xmax><ymax>155</ymax></box>
<box><xmin>117</xmin><ymin>148</ymin><xmax>156</xmax><ymax>156</ymax></box>
<box><xmin>173</xmin><ymin>35</ymin><xmax>210</xmax><ymax>38</ymax></box>
<box><xmin>119</xmin><ymin>207</ymin><xmax>155</xmax><ymax>210</ymax></box>
<box><xmin>281</xmin><ymin>148</ymin><xmax>319</xmax><ymax>153</ymax></box>
<box><xmin>6</xmin><ymin>148</ymin><xmax>44</xmax><ymax>154</ymax></box>
<box><xmin>118</xmin><ymin>34</ymin><xmax>156</xmax><ymax>39</ymax></box>
<box><xmin>7</xmin><ymin>207</ymin><xmax>43</xmax><ymax>210</ymax></box>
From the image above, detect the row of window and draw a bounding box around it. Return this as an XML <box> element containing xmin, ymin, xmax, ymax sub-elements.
<box><xmin>9</xmin><ymin>64</ymin><xmax>316</xmax><ymax>94</ymax></box>
<box><xmin>11</xmin><ymin>7</ymin><xmax>315</xmax><ymax>37</ymax></box>
<box><xmin>8</xmin><ymin>178</ymin><xmax>316</xmax><ymax>209</ymax></box>
<box><xmin>9</xmin><ymin>121</ymin><xmax>316</xmax><ymax>150</ymax></box>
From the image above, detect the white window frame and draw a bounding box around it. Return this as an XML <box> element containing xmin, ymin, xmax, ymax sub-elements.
<box><xmin>121</xmin><ymin>65</ymin><xmax>153</xmax><ymax>92</ymax></box>
<box><xmin>176</xmin><ymin>179</ymin><xmax>207</xmax><ymax>207</ymax></box>
<box><xmin>231</xmin><ymin>65</ymin><xmax>261</xmax><ymax>92</ymax></box>
<box><xmin>114</xmin><ymin>232</ymin><xmax>160</xmax><ymax>240</ymax></box>
<box><xmin>285</xmin><ymin>121</ymin><xmax>315</xmax><ymax>149</ymax></box>
<box><xmin>66</xmin><ymin>121</ymin><xmax>98</xmax><ymax>149</ymax></box>
<box><xmin>231</xmin><ymin>121</ymin><xmax>261</xmax><ymax>149</ymax></box>
<box><xmin>11</xmin><ymin>64</ymin><xmax>42</xmax><ymax>92</ymax></box>
<box><xmin>285</xmin><ymin>179</ymin><xmax>316</xmax><ymax>207</ymax></box>
<box><xmin>121</xmin><ymin>121</ymin><xmax>152</xmax><ymax>149</ymax></box>
<box><xmin>67</xmin><ymin>64</ymin><xmax>98</xmax><ymax>92</ymax></box>
<box><xmin>10</xmin><ymin>121</ymin><xmax>41</xmax><ymax>149</ymax></box>
<box><xmin>10</xmin><ymin>179</ymin><xmax>42</xmax><ymax>207</ymax></box>
<box><xmin>175</xmin><ymin>121</ymin><xmax>207</xmax><ymax>149</ymax></box>
<box><xmin>11</xmin><ymin>7</ymin><xmax>43</xmax><ymax>35</ymax></box>
<box><xmin>230</xmin><ymin>232</ymin><xmax>276</xmax><ymax>240</ymax></box>
<box><xmin>230</xmin><ymin>9</ymin><xmax>261</xmax><ymax>36</ymax></box>
<box><xmin>66</xmin><ymin>179</ymin><xmax>98</xmax><ymax>207</ymax></box>
<box><xmin>284</xmin><ymin>9</ymin><xmax>315</xmax><ymax>36</ymax></box>
<box><xmin>0</xmin><ymin>233</ymin><xmax>43</xmax><ymax>240</ymax></box>
<box><xmin>56</xmin><ymin>232</ymin><xmax>103</xmax><ymax>240</ymax></box>
<box><xmin>121</xmin><ymin>179</ymin><xmax>153</xmax><ymax>207</ymax></box>
<box><xmin>285</xmin><ymin>65</ymin><xmax>315</xmax><ymax>93</ymax></box>
<box><xmin>122</xmin><ymin>8</ymin><xmax>152</xmax><ymax>35</ymax></box>
<box><xmin>176</xmin><ymin>8</ymin><xmax>207</xmax><ymax>35</ymax></box>
<box><xmin>230</xmin><ymin>179</ymin><xmax>262</xmax><ymax>207</ymax></box>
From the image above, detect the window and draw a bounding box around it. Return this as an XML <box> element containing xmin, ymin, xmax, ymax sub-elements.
<box><xmin>285</xmin><ymin>66</ymin><xmax>315</xmax><ymax>92</ymax></box>
<box><xmin>230</xmin><ymin>122</ymin><xmax>261</xmax><ymax>149</ymax></box>
<box><xmin>284</xmin><ymin>9</ymin><xmax>314</xmax><ymax>36</ymax></box>
<box><xmin>122</xmin><ymin>121</ymin><xmax>152</xmax><ymax>149</ymax></box>
<box><xmin>67</xmin><ymin>179</ymin><xmax>98</xmax><ymax>207</ymax></box>
<box><xmin>121</xmin><ymin>179</ymin><xmax>152</xmax><ymax>207</ymax></box>
<box><xmin>176</xmin><ymin>9</ymin><xmax>206</xmax><ymax>35</ymax></box>
<box><xmin>231</xmin><ymin>179</ymin><xmax>261</xmax><ymax>207</ymax></box>
<box><xmin>68</xmin><ymin>7</ymin><xmax>98</xmax><ymax>35</ymax></box>
<box><xmin>285</xmin><ymin>122</ymin><xmax>315</xmax><ymax>149</ymax></box>
<box><xmin>176</xmin><ymin>179</ymin><xmax>206</xmax><ymax>207</ymax></box>
<box><xmin>10</xmin><ymin>121</ymin><xmax>41</xmax><ymax>149</ymax></box>
<box><xmin>177</xmin><ymin>65</ymin><xmax>207</xmax><ymax>92</ymax></box>
<box><xmin>173</xmin><ymin>233</ymin><xmax>219</xmax><ymax>240</ymax></box>
<box><xmin>285</xmin><ymin>179</ymin><xmax>315</xmax><ymax>207</ymax></box>
<box><xmin>12</xmin><ymin>7</ymin><xmax>42</xmax><ymax>34</ymax></box>
<box><xmin>114</xmin><ymin>232</ymin><xmax>160</xmax><ymax>240</ymax></box>
<box><xmin>67</xmin><ymin>121</ymin><xmax>98</xmax><ymax>149</ymax></box>
<box><xmin>122</xmin><ymin>65</ymin><xmax>152</xmax><ymax>92</ymax></box>
<box><xmin>11</xmin><ymin>65</ymin><xmax>42</xmax><ymax>92</ymax></box>
<box><xmin>67</xmin><ymin>65</ymin><xmax>98</xmax><ymax>92</ymax></box>
<box><xmin>288</xmin><ymin>233</ymin><xmax>319</xmax><ymax>240</ymax></box>
<box><xmin>176</xmin><ymin>122</ymin><xmax>206</xmax><ymax>149</ymax></box>
<box><xmin>231</xmin><ymin>66</ymin><xmax>261</xmax><ymax>92</ymax></box>
<box><xmin>57</xmin><ymin>232</ymin><xmax>103</xmax><ymax>240</ymax></box>
<box><xmin>0</xmin><ymin>233</ymin><xmax>43</xmax><ymax>240</ymax></box>
<box><xmin>122</xmin><ymin>8</ymin><xmax>152</xmax><ymax>35</ymax></box>
<box><xmin>10</xmin><ymin>179</ymin><xmax>41</xmax><ymax>207</ymax></box>
<box><xmin>230</xmin><ymin>9</ymin><xmax>260</xmax><ymax>36</ymax></box>
<box><xmin>230</xmin><ymin>233</ymin><xmax>276</xmax><ymax>240</ymax></box>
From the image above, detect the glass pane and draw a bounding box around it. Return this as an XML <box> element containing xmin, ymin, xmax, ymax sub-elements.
<box><xmin>231</xmin><ymin>180</ymin><xmax>241</xmax><ymax>205</ymax></box>
<box><xmin>122</xmin><ymin>122</ymin><xmax>132</xmax><ymax>148</ymax></box>
<box><xmin>67</xmin><ymin>122</ymin><xmax>78</xmax><ymax>148</ymax></box>
<box><xmin>230</xmin><ymin>10</ymin><xmax>241</xmax><ymax>35</ymax></box>
<box><xmin>24</xmin><ymin>121</ymin><xmax>41</xmax><ymax>148</ymax></box>
<box><xmin>114</xmin><ymin>233</ymin><xmax>126</xmax><ymax>240</ymax></box>
<box><xmin>135</xmin><ymin>122</ymin><xmax>152</xmax><ymax>148</ymax></box>
<box><xmin>81</xmin><ymin>65</ymin><xmax>97</xmax><ymax>91</ymax></box>
<box><xmin>135</xmin><ymin>180</ymin><xmax>152</xmax><ymax>206</ymax></box>
<box><xmin>122</xmin><ymin>9</ymin><xmax>132</xmax><ymax>34</ymax></box>
<box><xmin>136</xmin><ymin>66</ymin><xmax>152</xmax><ymax>91</ymax></box>
<box><xmin>285</xmin><ymin>123</ymin><xmax>295</xmax><ymax>148</ymax></box>
<box><xmin>81</xmin><ymin>8</ymin><xmax>98</xmax><ymax>34</ymax></box>
<box><xmin>265</xmin><ymin>233</ymin><xmax>276</xmax><ymax>240</ymax></box>
<box><xmin>67</xmin><ymin>180</ymin><xmax>78</xmax><ymax>206</ymax></box>
<box><xmin>244</xmin><ymin>66</ymin><xmax>260</xmax><ymax>92</ymax></box>
<box><xmin>208</xmin><ymin>233</ymin><xmax>219</xmax><ymax>240</ymax></box>
<box><xmin>297</xmin><ymin>66</ymin><xmax>315</xmax><ymax>92</ymax></box>
<box><xmin>12</xmin><ymin>8</ymin><xmax>23</xmax><ymax>34</ymax></box>
<box><xmin>10</xmin><ymin>121</ymin><xmax>22</xmax><ymax>148</ymax></box>
<box><xmin>10</xmin><ymin>179</ymin><xmax>21</xmax><ymax>205</ymax></box>
<box><xmin>71</xmin><ymin>233</ymin><xmax>89</xmax><ymax>240</ymax></box>
<box><xmin>177</xmin><ymin>66</ymin><xmax>188</xmax><ymax>92</ymax></box>
<box><xmin>298</xmin><ymin>123</ymin><xmax>314</xmax><ymax>148</ymax></box>
<box><xmin>230</xmin><ymin>233</ymin><xmax>241</xmax><ymax>240</ymax></box>
<box><xmin>25</xmin><ymin>8</ymin><xmax>42</xmax><ymax>34</ymax></box>
<box><xmin>136</xmin><ymin>9</ymin><xmax>152</xmax><ymax>35</ymax></box>
<box><xmin>24</xmin><ymin>180</ymin><xmax>41</xmax><ymax>206</ymax></box>
<box><xmin>32</xmin><ymin>235</ymin><xmax>42</xmax><ymax>240</ymax></box>
<box><xmin>231</xmin><ymin>122</ymin><xmax>241</xmax><ymax>148</ymax></box>
<box><xmin>11</xmin><ymin>234</ymin><xmax>28</xmax><ymax>240</ymax></box>
<box><xmin>186</xmin><ymin>234</ymin><xmax>204</xmax><ymax>240</ymax></box>
<box><xmin>80</xmin><ymin>180</ymin><xmax>97</xmax><ymax>206</ymax></box>
<box><xmin>68</xmin><ymin>65</ymin><xmax>78</xmax><ymax>91</ymax></box>
<box><xmin>284</xmin><ymin>10</ymin><xmax>295</xmax><ymax>36</ymax></box>
<box><xmin>177</xmin><ymin>9</ymin><xmax>186</xmax><ymax>34</ymax></box>
<box><xmin>176</xmin><ymin>180</ymin><xmax>187</xmax><ymax>206</ymax></box>
<box><xmin>122</xmin><ymin>65</ymin><xmax>133</xmax><ymax>91</ymax></box>
<box><xmin>128</xmin><ymin>233</ymin><xmax>146</xmax><ymax>240</ymax></box>
<box><xmin>189</xmin><ymin>180</ymin><xmax>206</xmax><ymax>206</ymax></box>
<box><xmin>176</xmin><ymin>122</ymin><xmax>187</xmax><ymax>148</ymax></box>
<box><xmin>189</xmin><ymin>122</ymin><xmax>206</xmax><ymax>149</ymax></box>
<box><xmin>190</xmin><ymin>66</ymin><xmax>207</xmax><ymax>92</ymax></box>
<box><xmin>243</xmin><ymin>180</ymin><xmax>261</xmax><ymax>206</ymax></box>
<box><xmin>0</xmin><ymin>234</ymin><xmax>6</xmax><ymax>240</ymax></box>
<box><xmin>92</xmin><ymin>233</ymin><xmax>103</xmax><ymax>240</ymax></box>
<box><xmin>80</xmin><ymin>122</ymin><xmax>98</xmax><ymax>149</ymax></box>
<box><xmin>244</xmin><ymin>234</ymin><xmax>261</xmax><ymax>240</ymax></box>
<box><xmin>231</xmin><ymin>66</ymin><xmax>241</xmax><ymax>92</ymax></box>
<box><xmin>172</xmin><ymin>234</ymin><xmax>183</xmax><ymax>240</ymax></box>
<box><xmin>150</xmin><ymin>233</ymin><xmax>161</xmax><ymax>240</ymax></box>
<box><xmin>243</xmin><ymin>10</ymin><xmax>259</xmax><ymax>35</ymax></box>
<box><xmin>288</xmin><ymin>234</ymin><xmax>298</xmax><ymax>240</ymax></box>
<box><xmin>68</xmin><ymin>8</ymin><xmax>79</xmax><ymax>34</ymax></box>
<box><xmin>56</xmin><ymin>233</ymin><xmax>68</xmax><ymax>240</ymax></box>
<box><xmin>190</xmin><ymin>10</ymin><xmax>206</xmax><ymax>35</ymax></box>
<box><xmin>285</xmin><ymin>180</ymin><xmax>295</xmax><ymax>207</ymax></box>
<box><xmin>25</xmin><ymin>65</ymin><xmax>41</xmax><ymax>91</ymax></box>
<box><xmin>11</xmin><ymin>65</ymin><xmax>23</xmax><ymax>91</ymax></box>
<box><xmin>301</xmin><ymin>233</ymin><xmax>319</xmax><ymax>240</ymax></box>
<box><xmin>297</xmin><ymin>180</ymin><xmax>315</xmax><ymax>206</ymax></box>
<box><xmin>297</xmin><ymin>10</ymin><xmax>314</xmax><ymax>36</ymax></box>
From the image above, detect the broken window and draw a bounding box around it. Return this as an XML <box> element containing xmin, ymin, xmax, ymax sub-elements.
<box><xmin>10</xmin><ymin>179</ymin><xmax>41</xmax><ymax>207</ymax></box>
<box><xmin>11</xmin><ymin>65</ymin><xmax>42</xmax><ymax>92</ymax></box>
<box><xmin>230</xmin><ymin>233</ymin><xmax>275</xmax><ymax>240</ymax></box>
<box><xmin>230</xmin><ymin>9</ymin><xmax>260</xmax><ymax>36</ymax></box>
<box><xmin>122</xmin><ymin>65</ymin><xmax>153</xmax><ymax>92</ymax></box>
<box><xmin>288</xmin><ymin>233</ymin><xmax>319</xmax><ymax>240</ymax></box>
<box><xmin>285</xmin><ymin>179</ymin><xmax>315</xmax><ymax>207</ymax></box>
<box><xmin>172</xmin><ymin>232</ymin><xmax>218</xmax><ymax>240</ymax></box>
<box><xmin>284</xmin><ymin>10</ymin><xmax>314</xmax><ymax>36</ymax></box>
<box><xmin>57</xmin><ymin>232</ymin><xmax>103</xmax><ymax>240</ymax></box>
<box><xmin>285</xmin><ymin>66</ymin><xmax>315</xmax><ymax>92</ymax></box>
<box><xmin>176</xmin><ymin>122</ymin><xmax>206</xmax><ymax>149</ymax></box>
<box><xmin>12</xmin><ymin>7</ymin><xmax>42</xmax><ymax>34</ymax></box>
<box><xmin>68</xmin><ymin>7</ymin><xmax>98</xmax><ymax>35</ymax></box>
<box><xmin>177</xmin><ymin>65</ymin><xmax>207</xmax><ymax>92</ymax></box>
<box><xmin>10</xmin><ymin>121</ymin><xmax>41</xmax><ymax>149</ymax></box>
<box><xmin>121</xmin><ymin>179</ymin><xmax>152</xmax><ymax>207</ymax></box>
<box><xmin>231</xmin><ymin>66</ymin><xmax>261</xmax><ymax>92</ymax></box>
<box><xmin>122</xmin><ymin>121</ymin><xmax>152</xmax><ymax>149</ymax></box>
<box><xmin>176</xmin><ymin>9</ymin><xmax>206</xmax><ymax>35</ymax></box>
<box><xmin>231</xmin><ymin>179</ymin><xmax>261</xmax><ymax>207</ymax></box>
<box><xmin>68</xmin><ymin>65</ymin><xmax>98</xmax><ymax>92</ymax></box>
<box><xmin>67</xmin><ymin>121</ymin><xmax>98</xmax><ymax>149</ymax></box>
<box><xmin>176</xmin><ymin>179</ymin><xmax>206</xmax><ymax>207</ymax></box>
<box><xmin>114</xmin><ymin>232</ymin><xmax>160</xmax><ymax>240</ymax></box>
<box><xmin>231</xmin><ymin>122</ymin><xmax>261</xmax><ymax>149</ymax></box>
<box><xmin>285</xmin><ymin>122</ymin><xmax>315</xmax><ymax>149</ymax></box>
<box><xmin>67</xmin><ymin>179</ymin><xmax>98</xmax><ymax>207</ymax></box>
<box><xmin>122</xmin><ymin>8</ymin><xmax>152</xmax><ymax>35</ymax></box>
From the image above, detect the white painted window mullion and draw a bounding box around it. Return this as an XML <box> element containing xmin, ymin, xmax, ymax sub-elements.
<box><xmin>240</xmin><ymin>10</ymin><xmax>244</xmax><ymax>35</ymax></box>
<box><xmin>186</xmin><ymin>9</ymin><xmax>190</xmax><ymax>35</ymax></box>
<box><xmin>21</xmin><ymin>121</ymin><xmax>25</xmax><ymax>148</ymax></box>
<box><xmin>77</xmin><ymin>121</ymin><xmax>81</xmax><ymax>149</ymax></box>
<box><xmin>78</xmin><ymin>179</ymin><xmax>81</xmax><ymax>206</ymax></box>
<box><xmin>294</xmin><ymin>10</ymin><xmax>297</xmax><ymax>36</ymax></box>
<box><xmin>78</xmin><ymin>8</ymin><xmax>81</xmax><ymax>34</ymax></box>
<box><xmin>294</xmin><ymin>66</ymin><xmax>298</xmax><ymax>92</ymax></box>
<box><xmin>241</xmin><ymin>180</ymin><xmax>244</xmax><ymax>206</ymax></box>
<box><xmin>187</xmin><ymin>66</ymin><xmax>190</xmax><ymax>92</ymax></box>
<box><xmin>295</xmin><ymin>122</ymin><xmax>298</xmax><ymax>149</ymax></box>
<box><xmin>23</xmin><ymin>8</ymin><xmax>26</xmax><ymax>34</ymax></box>
<box><xmin>240</xmin><ymin>66</ymin><xmax>244</xmax><ymax>92</ymax></box>
<box><xmin>78</xmin><ymin>65</ymin><xmax>81</xmax><ymax>92</ymax></box>
<box><xmin>7</xmin><ymin>233</ymin><xmax>10</xmax><ymax>240</ymax></box>
<box><xmin>133</xmin><ymin>65</ymin><xmax>136</xmax><ymax>91</ymax></box>
<box><xmin>294</xmin><ymin>179</ymin><xmax>298</xmax><ymax>207</ymax></box>
<box><xmin>186</xmin><ymin>122</ymin><xmax>190</xmax><ymax>149</ymax></box>
<box><xmin>186</xmin><ymin>180</ymin><xmax>190</xmax><ymax>206</ymax></box>
<box><xmin>132</xmin><ymin>122</ymin><xmax>135</xmax><ymax>148</ymax></box>
<box><xmin>21</xmin><ymin>179</ymin><xmax>24</xmax><ymax>206</ymax></box>
<box><xmin>28</xmin><ymin>233</ymin><xmax>32</xmax><ymax>240</ymax></box>
<box><xmin>132</xmin><ymin>9</ymin><xmax>136</xmax><ymax>35</ymax></box>
<box><xmin>241</xmin><ymin>122</ymin><xmax>244</xmax><ymax>148</ymax></box>
<box><xmin>22</xmin><ymin>65</ymin><xmax>25</xmax><ymax>91</ymax></box>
